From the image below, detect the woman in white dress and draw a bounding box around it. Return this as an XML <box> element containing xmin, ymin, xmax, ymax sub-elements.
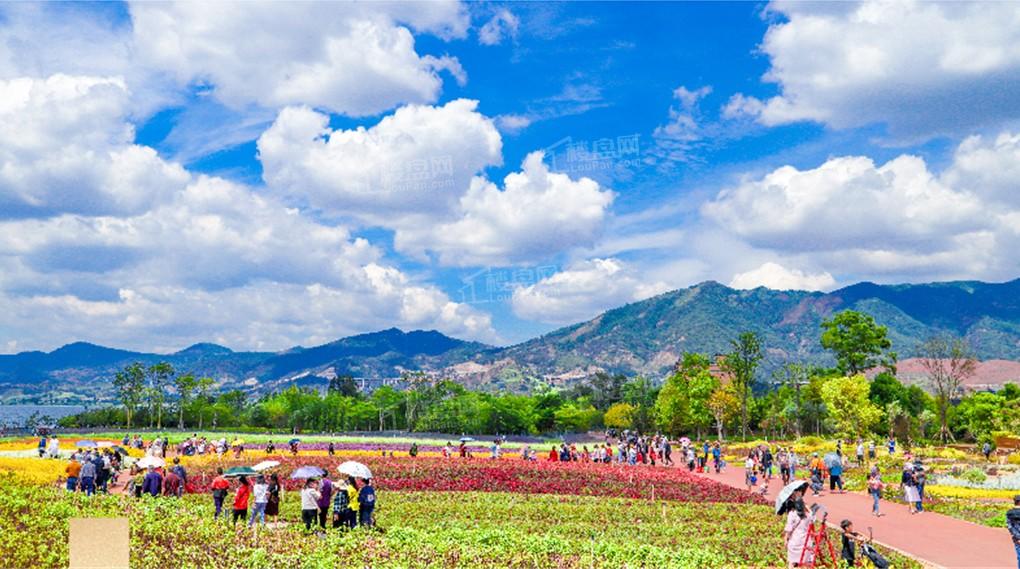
<box><xmin>902</xmin><ymin>464</ymin><xmax>921</xmax><ymax>513</ymax></box>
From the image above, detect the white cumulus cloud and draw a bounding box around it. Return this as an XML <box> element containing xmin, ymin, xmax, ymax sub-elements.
<box><xmin>729</xmin><ymin>262</ymin><xmax>836</xmax><ymax>291</ymax></box>
<box><xmin>129</xmin><ymin>1</ymin><xmax>469</xmax><ymax>115</ymax></box>
<box><xmin>258</xmin><ymin>99</ymin><xmax>503</xmax><ymax>223</ymax></box>
<box><xmin>512</xmin><ymin>258</ymin><xmax>668</xmax><ymax>325</ymax></box>
<box><xmin>0</xmin><ymin>74</ymin><xmax>189</xmax><ymax>219</ymax></box>
<box><xmin>728</xmin><ymin>1</ymin><xmax>1020</xmax><ymax>138</ymax></box>
<box><xmin>395</xmin><ymin>152</ymin><xmax>615</xmax><ymax>266</ymax></box>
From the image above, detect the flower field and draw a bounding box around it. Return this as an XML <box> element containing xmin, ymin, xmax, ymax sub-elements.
<box><xmin>180</xmin><ymin>455</ymin><xmax>764</xmax><ymax>504</ymax></box>
<box><xmin>0</xmin><ymin>437</ymin><xmax>925</xmax><ymax>569</ymax></box>
<box><xmin>0</xmin><ymin>474</ymin><xmax>785</xmax><ymax>569</ymax></box>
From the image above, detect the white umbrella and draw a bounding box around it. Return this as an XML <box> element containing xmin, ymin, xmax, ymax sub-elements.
<box><xmin>136</xmin><ymin>456</ymin><xmax>165</xmax><ymax>468</ymax></box>
<box><xmin>337</xmin><ymin>460</ymin><xmax>373</xmax><ymax>479</ymax></box>
<box><xmin>775</xmin><ymin>480</ymin><xmax>808</xmax><ymax>514</ymax></box>
<box><xmin>253</xmin><ymin>460</ymin><xmax>280</xmax><ymax>472</ymax></box>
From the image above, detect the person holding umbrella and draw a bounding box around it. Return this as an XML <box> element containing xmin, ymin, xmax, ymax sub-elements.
<box><xmin>776</xmin><ymin>480</ymin><xmax>813</xmax><ymax>569</ymax></box>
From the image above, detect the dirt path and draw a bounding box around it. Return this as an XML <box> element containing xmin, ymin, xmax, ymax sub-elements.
<box><xmin>693</xmin><ymin>464</ymin><xmax>1015</xmax><ymax>568</ymax></box>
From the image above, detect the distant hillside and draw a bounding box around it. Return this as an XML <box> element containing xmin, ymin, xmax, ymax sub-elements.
<box><xmin>2</xmin><ymin>278</ymin><xmax>1018</xmax><ymax>401</ymax></box>
<box><xmin>0</xmin><ymin>329</ymin><xmax>489</xmax><ymax>404</ymax></box>
<box><xmin>455</xmin><ymin>278</ymin><xmax>1020</xmax><ymax>387</ymax></box>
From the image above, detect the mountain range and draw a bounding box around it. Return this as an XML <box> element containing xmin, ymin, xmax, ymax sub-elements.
<box><xmin>3</xmin><ymin>278</ymin><xmax>1019</xmax><ymax>404</ymax></box>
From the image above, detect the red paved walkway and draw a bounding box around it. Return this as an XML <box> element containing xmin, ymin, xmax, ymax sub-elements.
<box><xmin>694</xmin><ymin>464</ymin><xmax>1015</xmax><ymax>568</ymax></box>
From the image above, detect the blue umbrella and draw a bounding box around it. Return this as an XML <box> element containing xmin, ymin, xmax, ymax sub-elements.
<box><xmin>288</xmin><ymin>438</ymin><xmax>301</xmax><ymax>444</ymax></box>
<box><xmin>75</xmin><ymin>440</ymin><xmax>98</xmax><ymax>448</ymax></box>
<box><xmin>290</xmin><ymin>466</ymin><xmax>325</xmax><ymax>479</ymax></box>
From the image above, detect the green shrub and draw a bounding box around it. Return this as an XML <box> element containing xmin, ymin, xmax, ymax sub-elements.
<box><xmin>962</xmin><ymin>468</ymin><xmax>987</xmax><ymax>485</ymax></box>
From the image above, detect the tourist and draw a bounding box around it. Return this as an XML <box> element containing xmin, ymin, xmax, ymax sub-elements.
<box><xmin>778</xmin><ymin>448</ymin><xmax>791</xmax><ymax>485</ymax></box>
<box><xmin>317</xmin><ymin>472</ymin><xmax>333</xmax><ymax>529</ymax></box>
<box><xmin>868</xmin><ymin>440</ymin><xmax>876</xmax><ymax>460</ymax></box>
<box><xmin>131</xmin><ymin>467</ymin><xmax>144</xmax><ymax>498</ymax></box>
<box><xmin>95</xmin><ymin>452</ymin><xmax>109</xmax><ymax>493</ymax></box>
<box><xmin>300</xmin><ymin>479</ymin><xmax>321</xmax><ymax>531</ymax></box>
<box><xmin>37</xmin><ymin>435</ymin><xmax>47</xmax><ymax>458</ymax></box>
<box><xmin>233</xmin><ymin>475</ymin><xmax>252</xmax><ymax>526</ymax></box>
<box><xmin>163</xmin><ymin>467</ymin><xmax>182</xmax><ymax>497</ymax></box>
<box><xmin>171</xmin><ymin>457</ymin><xmax>187</xmax><ymax>496</ymax></box>
<box><xmin>868</xmin><ymin>466</ymin><xmax>885</xmax><ymax>517</ymax></box>
<box><xmin>1006</xmin><ymin>495</ymin><xmax>1020</xmax><ymax>568</ymax></box>
<box><xmin>346</xmin><ymin>476</ymin><xmax>360</xmax><ymax>529</ymax></box>
<box><xmin>331</xmin><ymin>478</ymin><xmax>351</xmax><ymax>529</ymax></box>
<box><xmin>490</xmin><ymin>440</ymin><xmax>500</xmax><ymax>460</ymax></box>
<box><xmin>211</xmin><ymin>468</ymin><xmax>230</xmax><ymax>519</ymax></box>
<box><xmin>783</xmin><ymin>486</ymin><xmax>813</xmax><ymax>568</ymax></box>
<box><xmin>809</xmin><ymin>469</ymin><xmax>824</xmax><ymax>497</ymax></box>
<box><xmin>328</xmin><ymin>441</ymin><xmax>336</xmax><ymax>456</ymax></box>
<box><xmin>249</xmin><ymin>475</ymin><xmax>269</xmax><ymax>527</ymax></box>
<box><xmin>763</xmin><ymin>446</ymin><xmax>774</xmax><ymax>480</ymax></box>
<box><xmin>47</xmin><ymin>436</ymin><xmax>59</xmax><ymax>459</ymax></box>
<box><xmin>142</xmin><ymin>466</ymin><xmax>162</xmax><ymax>498</ymax></box>
<box><xmin>840</xmin><ymin>519</ymin><xmax>865</xmax><ymax>568</ymax></box>
<box><xmin>901</xmin><ymin>464</ymin><xmax>920</xmax><ymax>514</ymax></box>
<box><xmin>913</xmin><ymin>461</ymin><xmax>927</xmax><ymax>512</ymax></box>
<box><xmin>80</xmin><ymin>456</ymin><xmax>96</xmax><ymax>496</ymax></box>
<box><xmin>358</xmin><ymin>478</ymin><xmax>376</xmax><ymax>528</ymax></box>
<box><xmin>789</xmin><ymin>450</ymin><xmax>799</xmax><ymax>479</ymax></box>
<box><xmin>744</xmin><ymin>456</ymin><xmax>756</xmax><ymax>491</ymax></box>
<box><xmin>686</xmin><ymin>446</ymin><xmax>696</xmax><ymax>471</ymax></box>
<box><xmin>266</xmin><ymin>473</ymin><xmax>282</xmax><ymax>525</ymax></box>
<box><xmin>266</xmin><ymin>441</ymin><xmax>275</xmax><ymax>454</ymax></box>
<box><xmin>887</xmin><ymin>437</ymin><xmax>896</xmax><ymax>456</ymax></box>
<box><xmin>712</xmin><ymin>443</ymin><xmax>722</xmax><ymax>473</ymax></box>
<box><xmin>983</xmin><ymin>441</ymin><xmax>993</xmax><ymax>462</ymax></box>
<box><xmin>65</xmin><ymin>458</ymin><xmax>81</xmax><ymax>492</ymax></box>
<box><xmin>856</xmin><ymin>440</ymin><xmax>865</xmax><ymax>467</ymax></box>
<box><xmin>829</xmin><ymin>456</ymin><xmax>845</xmax><ymax>493</ymax></box>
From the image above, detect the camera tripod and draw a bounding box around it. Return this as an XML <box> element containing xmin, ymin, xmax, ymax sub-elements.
<box><xmin>797</xmin><ymin>513</ymin><xmax>838</xmax><ymax>568</ymax></box>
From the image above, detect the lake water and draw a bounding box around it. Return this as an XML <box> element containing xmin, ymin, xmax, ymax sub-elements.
<box><xmin>0</xmin><ymin>404</ymin><xmax>85</xmax><ymax>427</ymax></box>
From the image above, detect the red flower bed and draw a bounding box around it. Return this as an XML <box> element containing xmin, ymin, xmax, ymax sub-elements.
<box><xmin>184</xmin><ymin>455</ymin><xmax>763</xmax><ymax>504</ymax></box>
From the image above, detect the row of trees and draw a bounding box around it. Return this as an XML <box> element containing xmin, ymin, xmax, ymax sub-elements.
<box><xmin>64</xmin><ymin>310</ymin><xmax>1014</xmax><ymax>444</ymax></box>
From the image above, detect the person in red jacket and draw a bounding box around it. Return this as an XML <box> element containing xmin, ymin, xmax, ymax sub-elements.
<box><xmin>232</xmin><ymin>475</ymin><xmax>252</xmax><ymax>526</ymax></box>
<box><xmin>210</xmin><ymin>468</ymin><xmax>230</xmax><ymax>519</ymax></box>
<box><xmin>548</xmin><ymin>447</ymin><xmax>559</xmax><ymax>461</ymax></box>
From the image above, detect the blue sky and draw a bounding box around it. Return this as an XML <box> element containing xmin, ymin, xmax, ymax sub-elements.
<box><xmin>1</xmin><ymin>1</ymin><xmax>1019</xmax><ymax>353</ymax></box>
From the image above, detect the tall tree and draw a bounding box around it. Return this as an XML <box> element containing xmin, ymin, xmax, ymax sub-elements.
<box><xmin>820</xmin><ymin>310</ymin><xmax>897</xmax><ymax>375</ymax></box>
<box><xmin>655</xmin><ymin>353</ymin><xmax>718</xmax><ymax>437</ymax></box>
<box><xmin>328</xmin><ymin>374</ymin><xmax>360</xmax><ymax>397</ymax></box>
<box><xmin>707</xmin><ymin>385</ymin><xmax>739</xmax><ymax>441</ymax></box>
<box><xmin>723</xmin><ymin>331</ymin><xmax>763</xmax><ymax>440</ymax></box>
<box><xmin>772</xmin><ymin>363</ymin><xmax>813</xmax><ymax>438</ymax></box>
<box><xmin>174</xmin><ymin>372</ymin><xmax>198</xmax><ymax>430</ymax></box>
<box><xmin>147</xmin><ymin>362</ymin><xmax>175</xmax><ymax>430</ymax></box>
<box><xmin>195</xmin><ymin>376</ymin><xmax>215</xmax><ymax>430</ymax></box>
<box><xmin>112</xmin><ymin>362</ymin><xmax>146</xmax><ymax>429</ymax></box>
<box><xmin>919</xmin><ymin>334</ymin><xmax>977</xmax><ymax>442</ymax></box>
<box><xmin>820</xmin><ymin>374</ymin><xmax>882</xmax><ymax>437</ymax></box>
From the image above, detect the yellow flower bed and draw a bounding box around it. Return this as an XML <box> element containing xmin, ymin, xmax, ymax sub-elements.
<box><xmin>0</xmin><ymin>457</ymin><xmax>65</xmax><ymax>485</ymax></box>
<box><xmin>926</xmin><ymin>485</ymin><xmax>1016</xmax><ymax>500</ymax></box>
